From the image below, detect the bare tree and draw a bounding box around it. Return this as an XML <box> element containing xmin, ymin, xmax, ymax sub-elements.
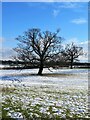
<box><xmin>13</xmin><ymin>28</ymin><xmax>63</xmax><ymax>75</ymax></box>
<box><xmin>61</xmin><ymin>42</ymin><xmax>83</xmax><ymax>69</ymax></box>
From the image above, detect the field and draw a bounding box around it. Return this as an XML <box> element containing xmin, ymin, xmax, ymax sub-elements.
<box><xmin>0</xmin><ymin>68</ymin><xmax>89</xmax><ymax>119</ymax></box>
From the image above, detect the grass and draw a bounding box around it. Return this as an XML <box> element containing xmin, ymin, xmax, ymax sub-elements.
<box><xmin>1</xmin><ymin>68</ymin><xmax>89</xmax><ymax>119</ymax></box>
<box><xmin>1</xmin><ymin>84</ymin><xmax>89</xmax><ymax>120</ymax></box>
<box><xmin>41</xmin><ymin>73</ymin><xmax>74</xmax><ymax>77</ymax></box>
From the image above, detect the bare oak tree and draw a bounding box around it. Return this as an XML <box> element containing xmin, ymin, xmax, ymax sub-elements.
<box><xmin>61</xmin><ymin>42</ymin><xmax>83</xmax><ymax>69</ymax></box>
<box><xmin>13</xmin><ymin>28</ymin><xmax>62</xmax><ymax>75</ymax></box>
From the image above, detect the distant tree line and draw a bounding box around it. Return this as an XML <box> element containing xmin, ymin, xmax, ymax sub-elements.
<box><xmin>0</xmin><ymin>60</ymin><xmax>90</xmax><ymax>69</ymax></box>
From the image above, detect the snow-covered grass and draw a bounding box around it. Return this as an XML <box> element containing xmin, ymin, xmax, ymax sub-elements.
<box><xmin>0</xmin><ymin>68</ymin><xmax>89</xmax><ymax>119</ymax></box>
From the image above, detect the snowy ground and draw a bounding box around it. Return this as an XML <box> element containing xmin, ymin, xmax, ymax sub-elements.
<box><xmin>0</xmin><ymin>68</ymin><xmax>88</xmax><ymax>88</ymax></box>
<box><xmin>0</xmin><ymin>68</ymin><xmax>89</xmax><ymax>119</ymax></box>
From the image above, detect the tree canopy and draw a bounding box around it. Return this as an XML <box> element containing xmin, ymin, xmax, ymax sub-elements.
<box><xmin>14</xmin><ymin>28</ymin><xmax>63</xmax><ymax>75</ymax></box>
<box><xmin>61</xmin><ymin>42</ymin><xmax>83</xmax><ymax>69</ymax></box>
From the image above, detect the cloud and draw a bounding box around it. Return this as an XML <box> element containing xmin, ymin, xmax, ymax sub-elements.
<box><xmin>78</xmin><ymin>54</ymin><xmax>88</xmax><ymax>63</ymax></box>
<box><xmin>52</xmin><ymin>2</ymin><xmax>83</xmax><ymax>17</ymax></box>
<box><xmin>79</xmin><ymin>40</ymin><xmax>88</xmax><ymax>52</ymax></box>
<box><xmin>64</xmin><ymin>37</ymin><xmax>79</xmax><ymax>45</ymax></box>
<box><xmin>77</xmin><ymin>40</ymin><xmax>88</xmax><ymax>63</ymax></box>
<box><xmin>0</xmin><ymin>37</ymin><xmax>4</xmax><ymax>43</ymax></box>
<box><xmin>0</xmin><ymin>48</ymin><xmax>17</xmax><ymax>60</ymax></box>
<box><xmin>71</xmin><ymin>18</ymin><xmax>87</xmax><ymax>24</ymax></box>
<box><xmin>58</xmin><ymin>2</ymin><xmax>80</xmax><ymax>9</ymax></box>
<box><xmin>53</xmin><ymin>9</ymin><xmax>60</xmax><ymax>17</ymax></box>
<box><xmin>78</xmin><ymin>40</ymin><xmax>88</xmax><ymax>63</ymax></box>
<box><xmin>52</xmin><ymin>3</ymin><xmax>80</xmax><ymax>17</ymax></box>
<box><xmin>0</xmin><ymin>37</ymin><xmax>4</xmax><ymax>49</ymax></box>
<box><xmin>66</xmin><ymin>38</ymin><xmax>88</xmax><ymax>51</ymax></box>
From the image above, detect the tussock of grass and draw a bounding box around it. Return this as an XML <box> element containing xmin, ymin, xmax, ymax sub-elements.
<box><xmin>2</xmin><ymin>87</ymin><xmax>16</xmax><ymax>94</ymax></box>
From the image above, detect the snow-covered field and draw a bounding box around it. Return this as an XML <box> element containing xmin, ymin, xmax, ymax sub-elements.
<box><xmin>0</xmin><ymin>68</ymin><xmax>89</xmax><ymax>119</ymax></box>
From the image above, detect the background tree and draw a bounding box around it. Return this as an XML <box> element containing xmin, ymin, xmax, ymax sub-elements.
<box><xmin>61</xmin><ymin>42</ymin><xmax>83</xmax><ymax>69</ymax></box>
<box><xmin>13</xmin><ymin>28</ymin><xmax>63</xmax><ymax>75</ymax></box>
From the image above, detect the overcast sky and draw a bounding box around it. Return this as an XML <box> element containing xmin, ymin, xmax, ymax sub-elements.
<box><xmin>1</xmin><ymin>2</ymin><xmax>88</xmax><ymax>62</ymax></box>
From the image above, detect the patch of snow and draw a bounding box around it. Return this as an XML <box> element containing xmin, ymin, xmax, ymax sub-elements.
<box><xmin>0</xmin><ymin>68</ymin><xmax>88</xmax><ymax>90</ymax></box>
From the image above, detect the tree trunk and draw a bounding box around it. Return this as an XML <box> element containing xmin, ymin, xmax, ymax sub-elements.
<box><xmin>70</xmin><ymin>56</ymin><xmax>73</xmax><ymax>69</ymax></box>
<box><xmin>38</xmin><ymin>61</ymin><xmax>43</xmax><ymax>75</ymax></box>
<box><xmin>70</xmin><ymin>62</ymin><xmax>73</xmax><ymax>69</ymax></box>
